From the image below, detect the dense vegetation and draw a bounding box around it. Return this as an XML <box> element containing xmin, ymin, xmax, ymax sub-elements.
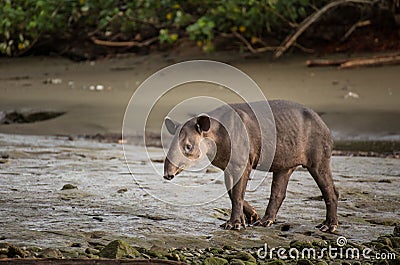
<box><xmin>0</xmin><ymin>0</ymin><xmax>396</xmax><ymax>57</ymax></box>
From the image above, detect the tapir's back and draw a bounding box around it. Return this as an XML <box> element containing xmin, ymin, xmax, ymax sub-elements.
<box><xmin>268</xmin><ymin>100</ymin><xmax>333</xmax><ymax>171</ymax></box>
<box><xmin>207</xmin><ymin>100</ymin><xmax>332</xmax><ymax>172</ymax></box>
<box><xmin>209</xmin><ymin>100</ymin><xmax>332</xmax><ymax>172</ymax></box>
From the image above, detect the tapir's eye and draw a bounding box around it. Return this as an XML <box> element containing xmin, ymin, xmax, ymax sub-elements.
<box><xmin>184</xmin><ymin>143</ymin><xmax>193</xmax><ymax>153</ymax></box>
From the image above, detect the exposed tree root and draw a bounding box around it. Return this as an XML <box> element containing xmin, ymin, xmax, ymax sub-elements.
<box><xmin>274</xmin><ymin>0</ymin><xmax>377</xmax><ymax>58</ymax></box>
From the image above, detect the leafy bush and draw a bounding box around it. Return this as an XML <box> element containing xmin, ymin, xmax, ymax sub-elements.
<box><xmin>0</xmin><ymin>0</ymin><xmax>329</xmax><ymax>56</ymax></box>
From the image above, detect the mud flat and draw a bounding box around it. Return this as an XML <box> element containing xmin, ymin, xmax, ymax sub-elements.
<box><xmin>0</xmin><ymin>52</ymin><xmax>399</xmax><ymax>144</ymax></box>
<box><xmin>0</xmin><ymin>52</ymin><xmax>399</xmax><ymax>263</ymax></box>
<box><xmin>0</xmin><ymin>133</ymin><xmax>399</xmax><ymax>263</ymax></box>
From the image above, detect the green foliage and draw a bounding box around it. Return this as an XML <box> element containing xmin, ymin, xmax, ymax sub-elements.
<box><xmin>0</xmin><ymin>0</ymin><xmax>330</xmax><ymax>56</ymax></box>
<box><xmin>159</xmin><ymin>29</ymin><xmax>178</xmax><ymax>44</ymax></box>
<box><xmin>0</xmin><ymin>0</ymin><xmax>67</xmax><ymax>55</ymax></box>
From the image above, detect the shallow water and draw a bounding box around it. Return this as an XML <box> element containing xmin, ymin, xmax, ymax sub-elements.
<box><xmin>0</xmin><ymin>53</ymin><xmax>399</xmax><ymax>141</ymax></box>
<box><xmin>0</xmin><ymin>133</ymin><xmax>399</xmax><ymax>252</ymax></box>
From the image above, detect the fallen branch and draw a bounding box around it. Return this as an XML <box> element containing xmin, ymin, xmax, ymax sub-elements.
<box><xmin>306</xmin><ymin>53</ymin><xmax>400</xmax><ymax>68</ymax></box>
<box><xmin>293</xmin><ymin>43</ymin><xmax>314</xmax><ymax>54</ymax></box>
<box><xmin>306</xmin><ymin>58</ymin><xmax>349</xmax><ymax>67</ymax></box>
<box><xmin>231</xmin><ymin>30</ymin><xmax>278</xmax><ymax>53</ymax></box>
<box><xmin>340</xmin><ymin>20</ymin><xmax>371</xmax><ymax>42</ymax></box>
<box><xmin>90</xmin><ymin>36</ymin><xmax>158</xmax><ymax>48</ymax></box>
<box><xmin>339</xmin><ymin>54</ymin><xmax>400</xmax><ymax>69</ymax></box>
<box><xmin>274</xmin><ymin>0</ymin><xmax>376</xmax><ymax>58</ymax></box>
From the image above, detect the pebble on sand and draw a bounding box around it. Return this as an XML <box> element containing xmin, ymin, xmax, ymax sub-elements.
<box><xmin>99</xmin><ymin>240</ymin><xmax>140</xmax><ymax>259</ymax></box>
<box><xmin>61</xmin><ymin>184</ymin><xmax>78</xmax><ymax>190</ymax></box>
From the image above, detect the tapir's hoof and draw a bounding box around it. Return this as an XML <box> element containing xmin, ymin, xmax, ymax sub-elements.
<box><xmin>253</xmin><ymin>218</ymin><xmax>274</xmax><ymax>227</ymax></box>
<box><xmin>316</xmin><ymin>222</ymin><xmax>338</xmax><ymax>233</ymax></box>
<box><xmin>221</xmin><ymin>221</ymin><xmax>246</xmax><ymax>230</ymax></box>
<box><xmin>246</xmin><ymin>210</ymin><xmax>260</xmax><ymax>225</ymax></box>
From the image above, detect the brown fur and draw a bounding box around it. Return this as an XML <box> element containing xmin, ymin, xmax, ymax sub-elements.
<box><xmin>164</xmin><ymin>100</ymin><xmax>338</xmax><ymax>232</ymax></box>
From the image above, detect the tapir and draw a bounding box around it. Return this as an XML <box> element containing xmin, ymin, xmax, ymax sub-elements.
<box><xmin>163</xmin><ymin>100</ymin><xmax>339</xmax><ymax>232</ymax></box>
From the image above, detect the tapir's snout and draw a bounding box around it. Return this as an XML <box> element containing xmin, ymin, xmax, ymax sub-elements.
<box><xmin>163</xmin><ymin>174</ymin><xmax>175</xmax><ymax>180</ymax></box>
<box><xmin>163</xmin><ymin>157</ymin><xmax>181</xmax><ymax>181</ymax></box>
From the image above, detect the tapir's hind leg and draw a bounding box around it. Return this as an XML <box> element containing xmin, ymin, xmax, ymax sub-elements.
<box><xmin>243</xmin><ymin>200</ymin><xmax>259</xmax><ymax>224</ymax></box>
<box><xmin>307</xmin><ymin>158</ymin><xmax>339</xmax><ymax>233</ymax></box>
<box><xmin>254</xmin><ymin>167</ymin><xmax>296</xmax><ymax>227</ymax></box>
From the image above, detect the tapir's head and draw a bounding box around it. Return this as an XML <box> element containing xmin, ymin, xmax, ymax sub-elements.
<box><xmin>163</xmin><ymin>115</ymin><xmax>212</xmax><ymax>180</ymax></box>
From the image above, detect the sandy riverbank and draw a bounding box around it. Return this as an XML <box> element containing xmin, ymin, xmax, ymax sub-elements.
<box><xmin>0</xmin><ymin>133</ymin><xmax>399</xmax><ymax>263</ymax></box>
<box><xmin>0</xmin><ymin>52</ymin><xmax>399</xmax><ymax>144</ymax></box>
<box><xmin>0</xmin><ymin>52</ymin><xmax>399</xmax><ymax>263</ymax></box>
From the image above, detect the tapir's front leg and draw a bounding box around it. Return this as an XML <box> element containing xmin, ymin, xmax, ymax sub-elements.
<box><xmin>254</xmin><ymin>167</ymin><xmax>295</xmax><ymax>227</ymax></box>
<box><xmin>223</xmin><ymin>164</ymin><xmax>252</xmax><ymax>230</ymax></box>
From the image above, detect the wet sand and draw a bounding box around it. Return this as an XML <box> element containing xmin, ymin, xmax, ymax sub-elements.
<box><xmin>0</xmin><ymin>52</ymin><xmax>399</xmax><ymax>141</ymax></box>
<box><xmin>0</xmin><ymin>53</ymin><xmax>399</xmax><ymax>262</ymax></box>
<box><xmin>0</xmin><ymin>133</ymin><xmax>399</xmax><ymax>255</ymax></box>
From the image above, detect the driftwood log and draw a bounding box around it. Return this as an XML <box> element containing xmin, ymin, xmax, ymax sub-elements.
<box><xmin>339</xmin><ymin>54</ymin><xmax>400</xmax><ymax>69</ymax></box>
<box><xmin>90</xmin><ymin>37</ymin><xmax>158</xmax><ymax>48</ymax></box>
<box><xmin>306</xmin><ymin>53</ymin><xmax>400</xmax><ymax>69</ymax></box>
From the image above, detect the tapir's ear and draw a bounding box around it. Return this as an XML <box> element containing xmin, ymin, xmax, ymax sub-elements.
<box><xmin>164</xmin><ymin>117</ymin><xmax>179</xmax><ymax>135</ymax></box>
<box><xmin>196</xmin><ymin>115</ymin><xmax>210</xmax><ymax>133</ymax></box>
